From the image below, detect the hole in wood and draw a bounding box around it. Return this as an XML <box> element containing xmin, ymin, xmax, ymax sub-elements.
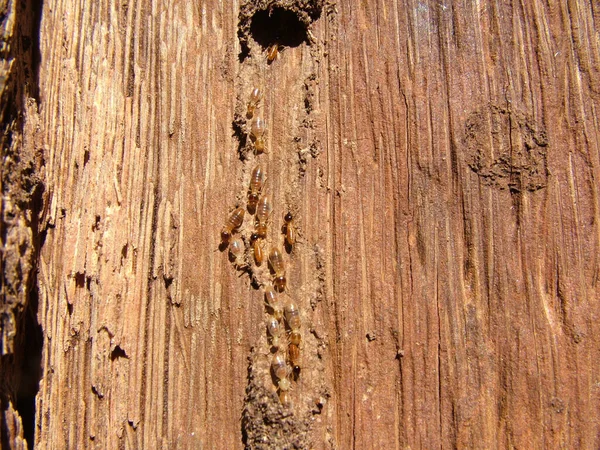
<box><xmin>250</xmin><ymin>7</ymin><xmax>308</xmax><ymax>50</ymax></box>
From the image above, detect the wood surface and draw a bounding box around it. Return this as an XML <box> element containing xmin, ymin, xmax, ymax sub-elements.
<box><xmin>1</xmin><ymin>0</ymin><xmax>599</xmax><ymax>448</ymax></box>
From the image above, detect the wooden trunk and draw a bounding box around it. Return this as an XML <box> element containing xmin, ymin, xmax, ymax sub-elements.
<box><xmin>2</xmin><ymin>0</ymin><xmax>599</xmax><ymax>448</ymax></box>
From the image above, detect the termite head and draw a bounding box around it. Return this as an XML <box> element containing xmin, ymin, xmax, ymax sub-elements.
<box><xmin>284</xmin><ymin>212</ymin><xmax>293</xmax><ymax>223</ymax></box>
<box><xmin>246</xmin><ymin>104</ymin><xmax>256</xmax><ymax>119</ymax></box>
<box><xmin>272</xmin><ymin>303</ymin><xmax>284</xmax><ymax>321</ymax></box>
<box><xmin>248</xmin><ymin>193</ymin><xmax>259</xmax><ymax>210</ymax></box>
<box><xmin>250</xmin><ymin>232</ymin><xmax>260</xmax><ymax>243</ymax></box>
<box><xmin>254</xmin><ymin>138</ymin><xmax>266</xmax><ymax>154</ymax></box>
<box><xmin>278</xmin><ymin>377</ymin><xmax>291</xmax><ymax>391</ymax></box>
<box><xmin>289</xmin><ymin>330</ymin><xmax>301</xmax><ymax>346</ymax></box>
<box><xmin>256</xmin><ymin>223</ymin><xmax>267</xmax><ymax>238</ymax></box>
<box><xmin>221</xmin><ymin>229</ymin><xmax>232</xmax><ymax>243</ymax></box>
<box><xmin>271</xmin><ymin>335</ymin><xmax>281</xmax><ymax>350</ymax></box>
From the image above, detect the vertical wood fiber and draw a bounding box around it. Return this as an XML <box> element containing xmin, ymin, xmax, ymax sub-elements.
<box><xmin>32</xmin><ymin>0</ymin><xmax>600</xmax><ymax>448</ymax></box>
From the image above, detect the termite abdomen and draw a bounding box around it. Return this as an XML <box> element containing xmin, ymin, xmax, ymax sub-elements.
<box><xmin>267</xmin><ymin>44</ymin><xmax>279</xmax><ymax>63</ymax></box>
<box><xmin>268</xmin><ymin>246</ymin><xmax>286</xmax><ymax>292</ymax></box>
<box><xmin>221</xmin><ymin>207</ymin><xmax>245</xmax><ymax>243</ymax></box>
<box><xmin>284</xmin><ymin>301</ymin><xmax>301</xmax><ymax>331</ymax></box>
<box><xmin>256</xmin><ymin>196</ymin><xmax>272</xmax><ymax>224</ymax></box>
<box><xmin>271</xmin><ymin>353</ymin><xmax>288</xmax><ymax>380</ymax></box>
<box><xmin>246</xmin><ymin>87</ymin><xmax>262</xmax><ymax>119</ymax></box>
<box><xmin>256</xmin><ymin>196</ymin><xmax>272</xmax><ymax>238</ymax></box>
<box><xmin>228</xmin><ymin>237</ymin><xmax>247</xmax><ymax>267</ymax></box>
<box><xmin>283</xmin><ymin>212</ymin><xmax>295</xmax><ymax>250</ymax></box>
<box><xmin>250</xmin><ymin>232</ymin><xmax>263</xmax><ymax>263</ymax></box>
<box><xmin>267</xmin><ymin>316</ymin><xmax>283</xmax><ymax>349</ymax></box>
<box><xmin>250</xmin><ymin>117</ymin><xmax>267</xmax><ymax>153</ymax></box>
<box><xmin>288</xmin><ymin>343</ymin><xmax>301</xmax><ymax>371</ymax></box>
<box><xmin>248</xmin><ymin>165</ymin><xmax>265</xmax><ymax>211</ymax></box>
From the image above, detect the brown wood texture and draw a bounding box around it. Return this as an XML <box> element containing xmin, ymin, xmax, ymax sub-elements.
<box><xmin>22</xmin><ymin>0</ymin><xmax>600</xmax><ymax>448</ymax></box>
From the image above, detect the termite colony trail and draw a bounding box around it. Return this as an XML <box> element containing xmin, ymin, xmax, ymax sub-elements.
<box><xmin>222</xmin><ymin>43</ymin><xmax>304</xmax><ymax>410</ymax></box>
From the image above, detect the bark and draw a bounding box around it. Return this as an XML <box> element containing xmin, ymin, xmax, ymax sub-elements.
<box><xmin>3</xmin><ymin>0</ymin><xmax>600</xmax><ymax>448</ymax></box>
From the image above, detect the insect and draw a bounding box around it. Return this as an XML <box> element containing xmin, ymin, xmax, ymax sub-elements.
<box><xmin>268</xmin><ymin>246</ymin><xmax>286</xmax><ymax>292</ymax></box>
<box><xmin>250</xmin><ymin>117</ymin><xmax>267</xmax><ymax>153</ymax></box>
<box><xmin>288</xmin><ymin>343</ymin><xmax>301</xmax><ymax>371</ymax></box>
<box><xmin>272</xmin><ymin>303</ymin><xmax>283</xmax><ymax>322</ymax></box>
<box><xmin>246</xmin><ymin>87</ymin><xmax>262</xmax><ymax>119</ymax></box>
<box><xmin>284</xmin><ymin>300</ymin><xmax>301</xmax><ymax>330</ymax></box>
<box><xmin>279</xmin><ymin>390</ymin><xmax>292</xmax><ymax>406</ymax></box>
<box><xmin>267</xmin><ymin>316</ymin><xmax>283</xmax><ymax>349</ymax></box>
<box><xmin>289</xmin><ymin>330</ymin><xmax>301</xmax><ymax>346</ymax></box>
<box><xmin>264</xmin><ymin>285</ymin><xmax>276</xmax><ymax>306</ymax></box>
<box><xmin>247</xmin><ymin>165</ymin><xmax>266</xmax><ymax>211</ymax></box>
<box><xmin>255</xmin><ymin>195</ymin><xmax>273</xmax><ymax>238</ymax></box>
<box><xmin>283</xmin><ymin>212</ymin><xmax>295</xmax><ymax>249</ymax></box>
<box><xmin>221</xmin><ymin>207</ymin><xmax>245</xmax><ymax>243</ymax></box>
<box><xmin>264</xmin><ymin>285</ymin><xmax>283</xmax><ymax>319</ymax></box>
<box><xmin>252</xmin><ymin>234</ymin><xmax>264</xmax><ymax>266</ymax></box>
<box><xmin>271</xmin><ymin>352</ymin><xmax>289</xmax><ymax>380</ymax></box>
<box><xmin>278</xmin><ymin>377</ymin><xmax>292</xmax><ymax>392</ymax></box>
<box><xmin>267</xmin><ymin>44</ymin><xmax>279</xmax><ymax>63</ymax></box>
<box><xmin>228</xmin><ymin>237</ymin><xmax>247</xmax><ymax>268</ymax></box>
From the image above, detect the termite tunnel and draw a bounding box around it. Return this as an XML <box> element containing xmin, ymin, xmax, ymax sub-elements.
<box><xmin>250</xmin><ymin>7</ymin><xmax>308</xmax><ymax>49</ymax></box>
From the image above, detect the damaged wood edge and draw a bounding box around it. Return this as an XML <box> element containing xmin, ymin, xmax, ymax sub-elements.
<box><xmin>0</xmin><ymin>0</ymin><xmax>45</xmax><ymax>448</ymax></box>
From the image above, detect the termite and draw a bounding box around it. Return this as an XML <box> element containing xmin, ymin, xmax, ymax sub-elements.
<box><xmin>283</xmin><ymin>212</ymin><xmax>295</xmax><ymax>249</ymax></box>
<box><xmin>278</xmin><ymin>377</ymin><xmax>292</xmax><ymax>392</ymax></box>
<box><xmin>248</xmin><ymin>165</ymin><xmax>266</xmax><ymax>211</ymax></box>
<box><xmin>268</xmin><ymin>246</ymin><xmax>286</xmax><ymax>292</ymax></box>
<box><xmin>284</xmin><ymin>300</ymin><xmax>301</xmax><ymax>331</ymax></box>
<box><xmin>279</xmin><ymin>390</ymin><xmax>292</xmax><ymax>406</ymax></box>
<box><xmin>288</xmin><ymin>343</ymin><xmax>301</xmax><ymax>370</ymax></box>
<box><xmin>221</xmin><ymin>207</ymin><xmax>245</xmax><ymax>244</ymax></box>
<box><xmin>264</xmin><ymin>284</ymin><xmax>276</xmax><ymax>306</ymax></box>
<box><xmin>289</xmin><ymin>330</ymin><xmax>301</xmax><ymax>346</ymax></box>
<box><xmin>228</xmin><ymin>237</ymin><xmax>247</xmax><ymax>267</ymax></box>
<box><xmin>267</xmin><ymin>316</ymin><xmax>283</xmax><ymax>349</ymax></box>
<box><xmin>252</xmin><ymin>233</ymin><xmax>264</xmax><ymax>266</ymax></box>
<box><xmin>246</xmin><ymin>87</ymin><xmax>262</xmax><ymax>119</ymax></box>
<box><xmin>264</xmin><ymin>285</ymin><xmax>283</xmax><ymax>321</ymax></box>
<box><xmin>271</xmin><ymin>352</ymin><xmax>289</xmax><ymax>380</ymax></box>
<box><xmin>256</xmin><ymin>195</ymin><xmax>272</xmax><ymax>238</ymax></box>
<box><xmin>250</xmin><ymin>117</ymin><xmax>267</xmax><ymax>153</ymax></box>
<box><xmin>267</xmin><ymin>44</ymin><xmax>279</xmax><ymax>63</ymax></box>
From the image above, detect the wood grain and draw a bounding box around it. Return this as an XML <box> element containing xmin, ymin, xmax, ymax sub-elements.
<box><xmin>26</xmin><ymin>0</ymin><xmax>600</xmax><ymax>448</ymax></box>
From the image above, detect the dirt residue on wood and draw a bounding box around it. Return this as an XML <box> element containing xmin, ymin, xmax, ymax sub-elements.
<box><xmin>463</xmin><ymin>105</ymin><xmax>549</xmax><ymax>192</ymax></box>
